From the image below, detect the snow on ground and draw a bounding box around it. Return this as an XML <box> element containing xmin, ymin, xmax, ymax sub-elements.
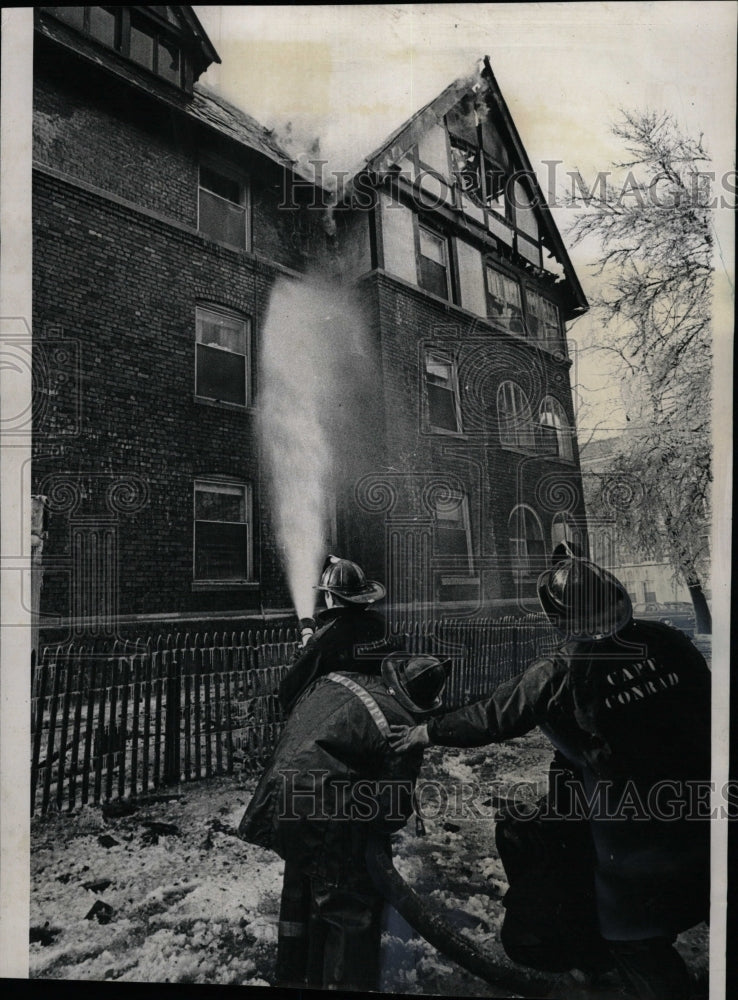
<box><xmin>30</xmin><ymin>730</ymin><xmax>709</xmax><ymax>998</ymax></box>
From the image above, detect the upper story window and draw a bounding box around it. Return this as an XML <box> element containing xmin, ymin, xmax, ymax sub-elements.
<box><xmin>195</xmin><ymin>306</ymin><xmax>251</xmax><ymax>407</ymax></box>
<box><xmin>198</xmin><ymin>164</ymin><xmax>250</xmax><ymax>251</ymax></box>
<box><xmin>45</xmin><ymin>8</ymin><xmax>187</xmax><ymax>88</ymax></box>
<box><xmin>486</xmin><ymin>266</ymin><xmax>524</xmax><ymax>335</ymax></box>
<box><xmin>526</xmin><ymin>289</ymin><xmax>561</xmax><ymax>343</ymax></box>
<box><xmin>539</xmin><ymin>397</ymin><xmax>574</xmax><ymax>461</ymax></box>
<box><xmin>417</xmin><ymin>224</ymin><xmax>451</xmax><ymax>300</ymax></box>
<box><xmin>497</xmin><ymin>381</ymin><xmax>535</xmax><ymax>451</ymax></box>
<box><xmin>424</xmin><ymin>351</ymin><xmax>462</xmax><ymax>434</ymax></box>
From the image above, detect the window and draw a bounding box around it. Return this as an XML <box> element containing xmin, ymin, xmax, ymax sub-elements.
<box><xmin>526</xmin><ymin>289</ymin><xmax>560</xmax><ymax>342</ymax></box>
<box><xmin>194</xmin><ymin>481</ymin><xmax>252</xmax><ymax>582</ymax></box>
<box><xmin>486</xmin><ymin>266</ymin><xmax>524</xmax><ymax>334</ymax></box>
<box><xmin>435</xmin><ymin>492</ymin><xmax>478</xmax><ymax>603</ymax></box>
<box><xmin>435</xmin><ymin>494</ymin><xmax>472</xmax><ymax>561</ymax></box>
<box><xmin>538</xmin><ymin>397</ymin><xmax>574</xmax><ymax>460</ymax></box>
<box><xmin>418</xmin><ymin>225</ymin><xmax>450</xmax><ymax>299</ymax></box>
<box><xmin>497</xmin><ymin>381</ymin><xmax>535</xmax><ymax>451</ymax></box>
<box><xmin>195</xmin><ymin>306</ymin><xmax>250</xmax><ymax>407</ymax></box>
<box><xmin>198</xmin><ymin>164</ymin><xmax>249</xmax><ymax>251</ymax></box>
<box><xmin>449</xmin><ymin>140</ymin><xmax>507</xmax><ymax>217</ymax></box>
<box><xmin>424</xmin><ymin>352</ymin><xmax>462</xmax><ymax>433</ymax></box>
<box><xmin>551</xmin><ymin>512</ymin><xmax>582</xmax><ymax>553</ymax></box>
<box><xmin>508</xmin><ymin>506</ymin><xmax>546</xmax><ymax>583</ymax></box>
<box><xmin>45</xmin><ymin>8</ymin><xmax>185</xmax><ymax>87</ymax></box>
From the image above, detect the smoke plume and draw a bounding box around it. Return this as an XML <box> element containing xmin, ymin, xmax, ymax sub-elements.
<box><xmin>258</xmin><ymin>273</ymin><xmax>371</xmax><ymax>621</ymax></box>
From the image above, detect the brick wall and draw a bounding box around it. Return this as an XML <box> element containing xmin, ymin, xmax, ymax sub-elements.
<box><xmin>351</xmin><ymin>270</ymin><xmax>588</xmax><ymax>608</ymax></box>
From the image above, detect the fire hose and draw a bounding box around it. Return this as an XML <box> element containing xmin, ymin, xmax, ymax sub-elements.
<box><xmin>364</xmin><ymin>830</ymin><xmax>552</xmax><ymax>997</ymax></box>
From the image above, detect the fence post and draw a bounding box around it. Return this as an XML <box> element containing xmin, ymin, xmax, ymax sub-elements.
<box><xmin>163</xmin><ymin>642</ymin><xmax>181</xmax><ymax>785</ymax></box>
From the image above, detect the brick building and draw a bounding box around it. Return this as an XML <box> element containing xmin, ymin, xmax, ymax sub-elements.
<box><xmin>32</xmin><ymin>8</ymin><xmax>588</xmax><ymax>638</ymax></box>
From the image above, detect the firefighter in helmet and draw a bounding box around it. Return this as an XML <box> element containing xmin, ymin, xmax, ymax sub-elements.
<box><xmin>278</xmin><ymin>554</ymin><xmax>396</xmax><ymax>714</ymax></box>
<box><xmin>390</xmin><ymin>545</ymin><xmax>710</xmax><ymax>1000</ymax></box>
<box><xmin>239</xmin><ymin>650</ymin><xmax>449</xmax><ymax>991</ymax></box>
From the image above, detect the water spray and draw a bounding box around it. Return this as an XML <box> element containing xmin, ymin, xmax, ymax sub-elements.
<box><xmin>258</xmin><ymin>273</ymin><xmax>370</xmax><ymax>631</ymax></box>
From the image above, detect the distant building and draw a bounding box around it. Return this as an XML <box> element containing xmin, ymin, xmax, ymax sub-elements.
<box><xmin>33</xmin><ymin>7</ymin><xmax>589</xmax><ymax>640</ymax></box>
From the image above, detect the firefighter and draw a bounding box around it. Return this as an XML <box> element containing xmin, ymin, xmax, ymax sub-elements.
<box><xmin>238</xmin><ymin>651</ymin><xmax>449</xmax><ymax>992</ymax></box>
<box><xmin>278</xmin><ymin>554</ymin><xmax>394</xmax><ymax>714</ymax></box>
<box><xmin>389</xmin><ymin>550</ymin><xmax>710</xmax><ymax>1000</ymax></box>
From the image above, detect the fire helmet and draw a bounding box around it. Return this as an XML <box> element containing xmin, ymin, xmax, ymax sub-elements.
<box><xmin>537</xmin><ymin>556</ymin><xmax>632</xmax><ymax>640</ymax></box>
<box><xmin>315</xmin><ymin>554</ymin><xmax>386</xmax><ymax>605</ymax></box>
<box><xmin>381</xmin><ymin>652</ymin><xmax>449</xmax><ymax>716</ymax></box>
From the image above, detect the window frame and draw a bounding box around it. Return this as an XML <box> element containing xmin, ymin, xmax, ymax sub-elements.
<box><xmin>485</xmin><ymin>264</ymin><xmax>525</xmax><ymax>336</ymax></box>
<box><xmin>497</xmin><ymin>380</ymin><xmax>535</xmax><ymax>452</ymax></box>
<box><xmin>193</xmin><ymin>478</ymin><xmax>253</xmax><ymax>585</ymax></box>
<box><xmin>195</xmin><ymin>304</ymin><xmax>252</xmax><ymax>409</ymax></box>
<box><xmin>416</xmin><ymin>221</ymin><xmax>452</xmax><ymax>301</ymax></box>
<box><xmin>538</xmin><ymin>396</ymin><xmax>574</xmax><ymax>461</ymax></box>
<box><xmin>423</xmin><ymin>349</ymin><xmax>464</xmax><ymax>435</ymax></box>
<box><xmin>525</xmin><ymin>287</ymin><xmax>562</xmax><ymax>344</ymax></box>
<box><xmin>508</xmin><ymin>504</ymin><xmax>546</xmax><ymax>584</ymax></box>
<box><xmin>197</xmin><ymin>159</ymin><xmax>251</xmax><ymax>252</ymax></box>
<box><xmin>434</xmin><ymin>491</ymin><xmax>477</xmax><ymax>582</ymax></box>
<box><xmin>45</xmin><ymin>7</ymin><xmax>188</xmax><ymax>88</ymax></box>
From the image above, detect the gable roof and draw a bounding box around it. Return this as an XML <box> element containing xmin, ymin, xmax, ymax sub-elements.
<box><xmin>344</xmin><ymin>55</ymin><xmax>588</xmax><ymax>316</ymax></box>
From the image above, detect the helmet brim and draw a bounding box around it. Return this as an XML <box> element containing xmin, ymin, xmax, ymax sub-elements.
<box><xmin>537</xmin><ymin>562</ymin><xmax>633</xmax><ymax>639</ymax></box>
<box><xmin>381</xmin><ymin>653</ymin><xmax>447</xmax><ymax>716</ymax></box>
<box><xmin>314</xmin><ymin>579</ymin><xmax>386</xmax><ymax>604</ymax></box>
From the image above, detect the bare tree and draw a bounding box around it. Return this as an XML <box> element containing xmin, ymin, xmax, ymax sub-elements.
<box><xmin>570</xmin><ymin>110</ymin><xmax>712</xmax><ymax>633</ymax></box>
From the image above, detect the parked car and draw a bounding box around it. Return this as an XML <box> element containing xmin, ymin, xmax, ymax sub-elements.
<box><xmin>632</xmin><ymin>601</ymin><xmax>696</xmax><ymax>636</ymax></box>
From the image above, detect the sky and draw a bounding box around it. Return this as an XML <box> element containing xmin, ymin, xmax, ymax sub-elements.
<box><xmin>193</xmin><ymin>3</ymin><xmax>736</xmax><ymax>438</ymax></box>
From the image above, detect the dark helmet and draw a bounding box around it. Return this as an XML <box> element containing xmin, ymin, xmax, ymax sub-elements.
<box><xmin>315</xmin><ymin>554</ymin><xmax>386</xmax><ymax>605</ymax></box>
<box><xmin>381</xmin><ymin>652</ymin><xmax>449</xmax><ymax>716</ymax></box>
<box><xmin>537</xmin><ymin>556</ymin><xmax>632</xmax><ymax>640</ymax></box>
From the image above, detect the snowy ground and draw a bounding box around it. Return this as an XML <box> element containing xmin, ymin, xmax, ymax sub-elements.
<box><xmin>30</xmin><ymin>731</ymin><xmax>709</xmax><ymax>998</ymax></box>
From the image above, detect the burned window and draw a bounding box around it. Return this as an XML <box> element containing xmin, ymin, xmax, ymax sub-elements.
<box><xmin>194</xmin><ymin>481</ymin><xmax>252</xmax><ymax>582</ymax></box>
<box><xmin>486</xmin><ymin>266</ymin><xmax>524</xmax><ymax>335</ymax></box>
<box><xmin>497</xmin><ymin>381</ymin><xmax>535</xmax><ymax>451</ymax></box>
<box><xmin>43</xmin><ymin>7</ymin><xmax>186</xmax><ymax>87</ymax></box>
<box><xmin>424</xmin><ymin>352</ymin><xmax>462</xmax><ymax>433</ymax></box>
<box><xmin>195</xmin><ymin>306</ymin><xmax>250</xmax><ymax>407</ymax></box>
<box><xmin>526</xmin><ymin>289</ymin><xmax>560</xmax><ymax>342</ymax></box>
<box><xmin>508</xmin><ymin>505</ymin><xmax>546</xmax><ymax>583</ymax></box>
<box><xmin>418</xmin><ymin>225</ymin><xmax>450</xmax><ymax>300</ymax></box>
<box><xmin>198</xmin><ymin>164</ymin><xmax>249</xmax><ymax>251</ymax></box>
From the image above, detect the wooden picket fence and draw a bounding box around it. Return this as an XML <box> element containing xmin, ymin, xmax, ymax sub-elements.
<box><xmin>31</xmin><ymin>615</ymin><xmax>557</xmax><ymax>816</ymax></box>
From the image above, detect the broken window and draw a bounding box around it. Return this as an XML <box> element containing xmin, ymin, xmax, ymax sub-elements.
<box><xmin>198</xmin><ymin>164</ymin><xmax>249</xmax><ymax>251</ymax></box>
<box><xmin>43</xmin><ymin>7</ymin><xmax>185</xmax><ymax>88</ymax></box>
<box><xmin>486</xmin><ymin>266</ymin><xmax>524</xmax><ymax>335</ymax></box>
<box><xmin>508</xmin><ymin>505</ymin><xmax>546</xmax><ymax>583</ymax></box>
<box><xmin>424</xmin><ymin>351</ymin><xmax>462</xmax><ymax>433</ymax></box>
<box><xmin>418</xmin><ymin>224</ymin><xmax>451</xmax><ymax>300</ymax></box>
<box><xmin>497</xmin><ymin>381</ymin><xmax>535</xmax><ymax>451</ymax></box>
<box><xmin>195</xmin><ymin>306</ymin><xmax>250</xmax><ymax>407</ymax></box>
<box><xmin>526</xmin><ymin>289</ymin><xmax>560</xmax><ymax>342</ymax></box>
<box><xmin>194</xmin><ymin>481</ymin><xmax>252</xmax><ymax>582</ymax></box>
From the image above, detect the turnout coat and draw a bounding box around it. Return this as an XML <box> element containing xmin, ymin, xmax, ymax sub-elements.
<box><xmin>240</xmin><ymin>671</ymin><xmax>424</xmax><ymax>886</ymax></box>
<box><xmin>428</xmin><ymin>619</ymin><xmax>711</xmax><ymax>940</ymax></box>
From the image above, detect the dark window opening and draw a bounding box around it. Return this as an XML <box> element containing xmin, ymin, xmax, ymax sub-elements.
<box><xmin>418</xmin><ymin>225</ymin><xmax>450</xmax><ymax>300</ymax></box>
